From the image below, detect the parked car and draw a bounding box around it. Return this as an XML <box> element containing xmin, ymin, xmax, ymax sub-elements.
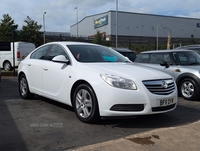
<box><xmin>18</xmin><ymin>42</ymin><xmax>177</xmax><ymax>123</ymax></box>
<box><xmin>111</xmin><ymin>47</ymin><xmax>137</xmax><ymax>61</ymax></box>
<box><xmin>0</xmin><ymin>42</ymin><xmax>35</xmax><ymax>71</ymax></box>
<box><xmin>135</xmin><ymin>49</ymin><xmax>200</xmax><ymax>100</ymax></box>
<box><xmin>175</xmin><ymin>44</ymin><xmax>200</xmax><ymax>55</ymax></box>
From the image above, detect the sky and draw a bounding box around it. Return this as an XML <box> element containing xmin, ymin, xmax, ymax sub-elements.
<box><xmin>0</xmin><ymin>0</ymin><xmax>200</xmax><ymax>33</ymax></box>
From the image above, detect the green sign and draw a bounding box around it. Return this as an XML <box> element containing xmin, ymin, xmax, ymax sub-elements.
<box><xmin>94</xmin><ymin>15</ymin><xmax>108</xmax><ymax>29</ymax></box>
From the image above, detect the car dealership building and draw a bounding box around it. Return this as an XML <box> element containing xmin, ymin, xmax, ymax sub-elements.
<box><xmin>70</xmin><ymin>10</ymin><xmax>200</xmax><ymax>47</ymax></box>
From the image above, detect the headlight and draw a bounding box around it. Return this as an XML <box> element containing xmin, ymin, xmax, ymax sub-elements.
<box><xmin>100</xmin><ymin>74</ymin><xmax>137</xmax><ymax>90</ymax></box>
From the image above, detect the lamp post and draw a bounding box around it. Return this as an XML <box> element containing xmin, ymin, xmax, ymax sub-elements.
<box><xmin>75</xmin><ymin>6</ymin><xmax>78</xmax><ymax>38</ymax></box>
<box><xmin>156</xmin><ymin>24</ymin><xmax>162</xmax><ymax>50</ymax></box>
<box><xmin>12</xmin><ymin>26</ymin><xmax>15</xmax><ymax>76</ymax></box>
<box><xmin>116</xmin><ymin>0</ymin><xmax>118</xmax><ymax>48</ymax></box>
<box><xmin>43</xmin><ymin>12</ymin><xmax>46</xmax><ymax>44</ymax></box>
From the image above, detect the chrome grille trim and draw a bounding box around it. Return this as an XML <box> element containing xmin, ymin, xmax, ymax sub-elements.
<box><xmin>143</xmin><ymin>79</ymin><xmax>175</xmax><ymax>95</ymax></box>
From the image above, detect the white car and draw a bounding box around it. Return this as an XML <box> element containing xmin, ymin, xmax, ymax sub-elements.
<box><xmin>0</xmin><ymin>42</ymin><xmax>35</xmax><ymax>71</ymax></box>
<box><xmin>18</xmin><ymin>42</ymin><xmax>177</xmax><ymax>123</ymax></box>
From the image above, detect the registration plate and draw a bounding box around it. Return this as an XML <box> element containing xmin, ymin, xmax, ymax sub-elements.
<box><xmin>158</xmin><ymin>98</ymin><xmax>174</xmax><ymax>106</ymax></box>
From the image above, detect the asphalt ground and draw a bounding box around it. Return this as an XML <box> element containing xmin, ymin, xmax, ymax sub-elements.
<box><xmin>69</xmin><ymin>120</ymin><xmax>200</xmax><ymax>151</ymax></box>
<box><xmin>1</xmin><ymin>76</ymin><xmax>200</xmax><ymax>151</ymax></box>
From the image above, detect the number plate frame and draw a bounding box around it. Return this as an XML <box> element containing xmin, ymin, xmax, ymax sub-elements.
<box><xmin>158</xmin><ymin>98</ymin><xmax>174</xmax><ymax>107</ymax></box>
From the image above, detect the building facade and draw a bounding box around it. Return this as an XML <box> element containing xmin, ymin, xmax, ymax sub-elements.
<box><xmin>70</xmin><ymin>10</ymin><xmax>200</xmax><ymax>47</ymax></box>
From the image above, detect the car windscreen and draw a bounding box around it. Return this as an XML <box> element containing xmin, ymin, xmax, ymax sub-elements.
<box><xmin>172</xmin><ymin>51</ymin><xmax>200</xmax><ymax>65</ymax></box>
<box><xmin>67</xmin><ymin>45</ymin><xmax>129</xmax><ymax>63</ymax></box>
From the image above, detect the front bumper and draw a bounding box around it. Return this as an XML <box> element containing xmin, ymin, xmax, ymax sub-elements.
<box><xmin>94</xmin><ymin>82</ymin><xmax>177</xmax><ymax>117</ymax></box>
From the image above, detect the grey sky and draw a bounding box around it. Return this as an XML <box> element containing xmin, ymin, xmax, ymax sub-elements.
<box><xmin>0</xmin><ymin>0</ymin><xmax>200</xmax><ymax>32</ymax></box>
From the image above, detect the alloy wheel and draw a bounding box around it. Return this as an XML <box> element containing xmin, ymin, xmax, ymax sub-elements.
<box><xmin>181</xmin><ymin>81</ymin><xmax>194</xmax><ymax>98</ymax></box>
<box><xmin>20</xmin><ymin>76</ymin><xmax>28</xmax><ymax>97</ymax></box>
<box><xmin>75</xmin><ymin>89</ymin><xmax>93</xmax><ymax>118</ymax></box>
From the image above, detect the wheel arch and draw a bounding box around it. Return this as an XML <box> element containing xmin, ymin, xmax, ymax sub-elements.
<box><xmin>70</xmin><ymin>80</ymin><xmax>99</xmax><ymax>107</ymax></box>
<box><xmin>3</xmin><ymin>60</ymin><xmax>12</xmax><ymax>65</ymax></box>
<box><xmin>70</xmin><ymin>80</ymin><xmax>101</xmax><ymax>123</ymax></box>
<box><xmin>176</xmin><ymin>73</ymin><xmax>200</xmax><ymax>88</ymax></box>
<box><xmin>18</xmin><ymin>71</ymin><xmax>31</xmax><ymax>88</ymax></box>
<box><xmin>18</xmin><ymin>71</ymin><xmax>34</xmax><ymax>99</ymax></box>
<box><xmin>3</xmin><ymin>60</ymin><xmax>12</xmax><ymax>70</ymax></box>
<box><xmin>18</xmin><ymin>71</ymin><xmax>26</xmax><ymax>82</ymax></box>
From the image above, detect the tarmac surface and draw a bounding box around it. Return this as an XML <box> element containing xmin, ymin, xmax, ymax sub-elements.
<box><xmin>69</xmin><ymin>120</ymin><xmax>200</xmax><ymax>151</ymax></box>
<box><xmin>1</xmin><ymin>75</ymin><xmax>200</xmax><ymax>151</ymax></box>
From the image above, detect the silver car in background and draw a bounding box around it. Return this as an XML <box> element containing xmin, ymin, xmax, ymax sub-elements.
<box><xmin>135</xmin><ymin>49</ymin><xmax>200</xmax><ymax>100</ymax></box>
<box><xmin>175</xmin><ymin>44</ymin><xmax>200</xmax><ymax>55</ymax></box>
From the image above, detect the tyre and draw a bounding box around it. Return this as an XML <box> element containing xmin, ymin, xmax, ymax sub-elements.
<box><xmin>19</xmin><ymin>74</ymin><xmax>34</xmax><ymax>99</ymax></box>
<box><xmin>3</xmin><ymin>61</ymin><xmax>12</xmax><ymax>71</ymax></box>
<box><xmin>73</xmin><ymin>84</ymin><xmax>100</xmax><ymax>123</ymax></box>
<box><xmin>179</xmin><ymin>78</ymin><xmax>200</xmax><ymax>100</ymax></box>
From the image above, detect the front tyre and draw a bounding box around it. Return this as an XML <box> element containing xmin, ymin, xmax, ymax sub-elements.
<box><xmin>179</xmin><ymin>78</ymin><xmax>200</xmax><ymax>100</ymax></box>
<box><xmin>73</xmin><ymin>84</ymin><xmax>100</xmax><ymax>123</ymax></box>
<box><xmin>19</xmin><ymin>74</ymin><xmax>34</xmax><ymax>99</ymax></box>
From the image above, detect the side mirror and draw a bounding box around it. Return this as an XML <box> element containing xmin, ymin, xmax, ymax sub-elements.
<box><xmin>160</xmin><ymin>61</ymin><xmax>169</xmax><ymax>68</ymax></box>
<box><xmin>52</xmin><ymin>55</ymin><xmax>69</xmax><ymax>64</ymax></box>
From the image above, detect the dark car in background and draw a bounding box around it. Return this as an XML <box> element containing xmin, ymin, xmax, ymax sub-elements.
<box><xmin>111</xmin><ymin>47</ymin><xmax>137</xmax><ymax>62</ymax></box>
<box><xmin>175</xmin><ymin>44</ymin><xmax>200</xmax><ymax>55</ymax></box>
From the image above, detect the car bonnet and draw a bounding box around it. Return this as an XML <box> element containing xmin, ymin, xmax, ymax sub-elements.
<box><xmin>78</xmin><ymin>63</ymin><xmax>173</xmax><ymax>81</ymax></box>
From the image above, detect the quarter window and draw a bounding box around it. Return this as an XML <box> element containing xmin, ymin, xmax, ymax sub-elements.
<box><xmin>30</xmin><ymin>45</ymin><xmax>49</xmax><ymax>60</ymax></box>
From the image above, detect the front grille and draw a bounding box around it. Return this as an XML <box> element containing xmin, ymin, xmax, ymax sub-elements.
<box><xmin>152</xmin><ymin>104</ymin><xmax>176</xmax><ymax>112</ymax></box>
<box><xmin>110</xmin><ymin>104</ymin><xmax>144</xmax><ymax>112</ymax></box>
<box><xmin>143</xmin><ymin>78</ymin><xmax>175</xmax><ymax>95</ymax></box>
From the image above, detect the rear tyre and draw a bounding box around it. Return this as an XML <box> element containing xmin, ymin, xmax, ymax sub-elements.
<box><xmin>73</xmin><ymin>84</ymin><xmax>100</xmax><ymax>123</ymax></box>
<box><xmin>179</xmin><ymin>78</ymin><xmax>199</xmax><ymax>100</ymax></box>
<box><xmin>3</xmin><ymin>61</ymin><xmax>12</xmax><ymax>71</ymax></box>
<box><xmin>19</xmin><ymin>74</ymin><xmax>34</xmax><ymax>99</ymax></box>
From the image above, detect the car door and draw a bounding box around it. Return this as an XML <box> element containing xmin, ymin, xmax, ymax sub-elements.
<box><xmin>28</xmin><ymin>45</ymin><xmax>50</xmax><ymax>93</ymax></box>
<box><xmin>41</xmin><ymin>44</ymin><xmax>71</xmax><ymax>101</ymax></box>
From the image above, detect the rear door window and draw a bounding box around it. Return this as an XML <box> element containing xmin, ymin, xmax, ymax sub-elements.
<box><xmin>149</xmin><ymin>53</ymin><xmax>172</xmax><ymax>64</ymax></box>
<box><xmin>47</xmin><ymin>44</ymin><xmax>68</xmax><ymax>61</ymax></box>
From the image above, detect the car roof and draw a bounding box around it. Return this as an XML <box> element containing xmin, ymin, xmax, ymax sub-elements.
<box><xmin>176</xmin><ymin>44</ymin><xmax>200</xmax><ymax>49</ymax></box>
<box><xmin>111</xmin><ymin>47</ymin><xmax>134</xmax><ymax>53</ymax></box>
<box><xmin>140</xmin><ymin>49</ymin><xmax>194</xmax><ymax>54</ymax></box>
<box><xmin>45</xmin><ymin>41</ymin><xmax>99</xmax><ymax>46</ymax></box>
